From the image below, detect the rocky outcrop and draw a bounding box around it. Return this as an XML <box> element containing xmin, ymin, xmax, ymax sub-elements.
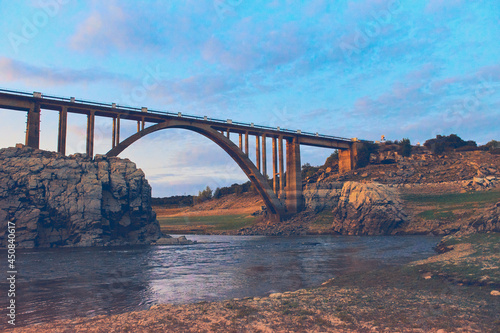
<box><xmin>461</xmin><ymin>201</ymin><xmax>500</xmax><ymax>234</ymax></box>
<box><xmin>303</xmin><ymin>181</ymin><xmax>343</xmax><ymax>212</ymax></box>
<box><xmin>0</xmin><ymin>146</ymin><xmax>161</xmax><ymax>248</ymax></box>
<box><xmin>330</xmin><ymin>181</ymin><xmax>408</xmax><ymax>235</ymax></box>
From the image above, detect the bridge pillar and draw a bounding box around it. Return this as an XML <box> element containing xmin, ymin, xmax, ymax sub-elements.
<box><xmin>245</xmin><ymin>131</ymin><xmax>249</xmax><ymax>156</ymax></box>
<box><xmin>25</xmin><ymin>102</ymin><xmax>40</xmax><ymax>149</ymax></box>
<box><xmin>285</xmin><ymin>137</ymin><xmax>303</xmax><ymax>214</ymax></box>
<box><xmin>272</xmin><ymin>137</ymin><xmax>278</xmax><ymax>194</ymax></box>
<box><xmin>338</xmin><ymin>142</ymin><xmax>361</xmax><ymax>174</ymax></box>
<box><xmin>262</xmin><ymin>134</ymin><xmax>267</xmax><ymax>177</ymax></box>
<box><xmin>116</xmin><ymin>116</ymin><xmax>120</xmax><ymax>146</ymax></box>
<box><xmin>239</xmin><ymin>133</ymin><xmax>243</xmax><ymax>150</ymax></box>
<box><xmin>112</xmin><ymin>118</ymin><xmax>116</xmax><ymax>148</ymax></box>
<box><xmin>86</xmin><ymin>111</ymin><xmax>95</xmax><ymax>157</ymax></box>
<box><xmin>57</xmin><ymin>106</ymin><xmax>67</xmax><ymax>155</ymax></box>
<box><xmin>278</xmin><ymin>136</ymin><xmax>284</xmax><ymax>199</ymax></box>
<box><xmin>255</xmin><ymin>135</ymin><xmax>261</xmax><ymax>171</ymax></box>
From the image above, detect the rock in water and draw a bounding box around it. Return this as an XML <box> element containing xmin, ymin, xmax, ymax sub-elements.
<box><xmin>331</xmin><ymin>181</ymin><xmax>408</xmax><ymax>235</ymax></box>
<box><xmin>0</xmin><ymin>146</ymin><xmax>161</xmax><ymax>248</ymax></box>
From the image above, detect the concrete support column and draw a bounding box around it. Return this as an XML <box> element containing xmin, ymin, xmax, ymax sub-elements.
<box><xmin>137</xmin><ymin>120</ymin><xmax>141</xmax><ymax>133</ymax></box>
<box><xmin>57</xmin><ymin>106</ymin><xmax>67</xmax><ymax>155</ymax></box>
<box><xmin>25</xmin><ymin>102</ymin><xmax>40</xmax><ymax>149</ymax></box>
<box><xmin>262</xmin><ymin>134</ymin><xmax>267</xmax><ymax>177</ymax></box>
<box><xmin>278</xmin><ymin>136</ymin><xmax>284</xmax><ymax>197</ymax></box>
<box><xmin>86</xmin><ymin>111</ymin><xmax>95</xmax><ymax>157</ymax></box>
<box><xmin>112</xmin><ymin>118</ymin><xmax>116</xmax><ymax>148</ymax></box>
<box><xmin>256</xmin><ymin>135</ymin><xmax>261</xmax><ymax>171</ymax></box>
<box><xmin>116</xmin><ymin>116</ymin><xmax>120</xmax><ymax>146</ymax></box>
<box><xmin>141</xmin><ymin>118</ymin><xmax>145</xmax><ymax>131</ymax></box>
<box><xmin>272</xmin><ymin>137</ymin><xmax>278</xmax><ymax>194</ymax></box>
<box><xmin>338</xmin><ymin>142</ymin><xmax>360</xmax><ymax>174</ymax></box>
<box><xmin>285</xmin><ymin>137</ymin><xmax>303</xmax><ymax>214</ymax></box>
<box><xmin>239</xmin><ymin>133</ymin><xmax>243</xmax><ymax>150</ymax></box>
<box><xmin>245</xmin><ymin>131</ymin><xmax>249</xmax><ymax>156</ymax></box>
<box><xmin>226</xmin><ymin>129</ymin><xmax>230</xmax><ymax>139</ymax></box>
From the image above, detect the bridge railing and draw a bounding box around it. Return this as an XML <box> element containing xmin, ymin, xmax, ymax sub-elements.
<box><xmin>0</xmin><ymin>88</ymin><xmax>353</xmax><ymax>142</ymax></box>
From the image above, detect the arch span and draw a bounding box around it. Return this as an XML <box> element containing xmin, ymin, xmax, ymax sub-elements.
<box><xmin>106</xmin><ymin>120</ymin><xmax>285</xmax><ymax>220</ymax></box>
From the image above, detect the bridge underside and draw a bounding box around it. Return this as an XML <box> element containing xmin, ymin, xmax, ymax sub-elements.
<box><xmin>0</xmin><ymin>90</ymin><xmax>359</xmax><ymax>221</ymax></box>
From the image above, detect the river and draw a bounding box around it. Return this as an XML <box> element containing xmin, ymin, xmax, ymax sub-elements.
<box><xmin>0</xmin><ymin>235</ymin><xmax>440</xmax><ymax>328</ymax></box>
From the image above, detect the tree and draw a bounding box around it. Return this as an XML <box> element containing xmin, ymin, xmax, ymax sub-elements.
<box><xmin>424</xmin><ymin>134</ymin><xmax>477</xmax><ymax>154</ymax></box>
<box><xmin>356</xmin><ymin>142</ymin><xmax>379</xmax><ymax>167</ymax></box>
<box><xmin>399</xmin><ymin>138</ymin><xmax>412</xmax><ymax>157</ymax></box>
<box><xmin>195</xmin><ymin>186</ymin><xmax>213</xmax><ymax>203</ymax></box>
<box><xmin>324</xmin><ymin>151</ymin><xmax>339</xmax><ymax>166</ymax></box>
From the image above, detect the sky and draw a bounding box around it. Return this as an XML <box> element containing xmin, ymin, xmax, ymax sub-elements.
<box><xmin>0</xmin><ymin>0</ymin><xmax>499</xmax><ymax>196</ymax></box>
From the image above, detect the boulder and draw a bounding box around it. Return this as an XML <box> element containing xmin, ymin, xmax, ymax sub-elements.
<box><xmin>303</xmin><ymin>181</ymin><xmax>343</xmax><ymax>212</ymax></box>
<box><xmin>331</xmin><ymin>181</ymin><xmax>408</xmax><ymax>235</ymax></box>
<box><xmin>0</xmin><ymin>146</ymin><xmax>161</xmax><ymax>248</ymax></box>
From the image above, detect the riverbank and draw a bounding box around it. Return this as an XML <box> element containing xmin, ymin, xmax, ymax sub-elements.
<box><xmin>7</xmin><ymin>233</ymin><xmax>499</xmax><ymax>333</ymax></box>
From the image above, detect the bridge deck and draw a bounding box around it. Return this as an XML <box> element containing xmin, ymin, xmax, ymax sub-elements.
<box><xmin>0</xmin><ymin>89</ymin><xmax>353</xmax><ymax>149</ymax></box>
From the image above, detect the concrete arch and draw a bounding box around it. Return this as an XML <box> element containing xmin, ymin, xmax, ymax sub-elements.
<box><xmin>106</xmin><ymin>120</ymin><xmax>285</xmax><ymax>220</ymax></box>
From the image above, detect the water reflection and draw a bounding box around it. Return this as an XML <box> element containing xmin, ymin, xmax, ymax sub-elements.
<box><xmin>0</xmin><ymin>235</ymin><xmax>439</xmax><ymax>328</ymax></box>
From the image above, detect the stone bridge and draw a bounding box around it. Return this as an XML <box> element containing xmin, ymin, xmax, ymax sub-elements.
<box><xmin>0</xmin><ymin>89</ymin><xmax>362</xmax><ymax>221</ymax></box>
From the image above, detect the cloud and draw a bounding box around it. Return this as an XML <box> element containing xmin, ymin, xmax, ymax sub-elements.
<box><xmin>424</xmin><ymin>0</ymin><xmax>465</xmax><ymax>13</ymax></box>
<box><xmin>0</xmin><ymin>57</ymin><xmax>127</xmax><ymax>86</ymax></box>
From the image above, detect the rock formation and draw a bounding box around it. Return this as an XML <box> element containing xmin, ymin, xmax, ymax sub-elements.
<box><xmin>303</xmin><ymin>181</ymin><xmax>408</xmax><ymax>235</ymax></box>
<box><xmin>0</xmin><ymin>146</ymin><xmax>161</xmax><ymax>248</ymax></box>
<box><xmin>461</xmin><ymin>201</ymin><xmax>500</xmax><ymax>234</ymax></box>
<box><xmin>330</xmin><ymin>181</ymin><xmax>408</xmax><ymax>235</ymax></box>
<box><xmin>303</xmin><ymin>181</ymin><xmax>343</xmax><ymax>212</ymax></box>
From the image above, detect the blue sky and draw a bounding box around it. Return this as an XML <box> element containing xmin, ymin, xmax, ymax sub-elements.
<box><xmin>0</xmin><ymin>0</ymin><xmax>499</xmax><ymax>196</ymax></box>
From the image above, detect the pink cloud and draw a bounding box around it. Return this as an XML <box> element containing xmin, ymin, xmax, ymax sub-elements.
<box><xmin>424</xmin><ymin>0</ymin><xmax>465</xmax><ymax>13</ymax></box>
<box><xmin>0</xmin><ymin>57</ymin><xmax>126</xmax><ymax>86</ymax></box>
<box><xmin>69</xmin><ymin>3</ymin><xmax>130</xmax><ymax>53</ymax></box>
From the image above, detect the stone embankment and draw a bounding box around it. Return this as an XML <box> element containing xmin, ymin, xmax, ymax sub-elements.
<box><xmin>0</xmin><ymin>146</ymin><xmax>162</xmax><ymax>248</ymax></box>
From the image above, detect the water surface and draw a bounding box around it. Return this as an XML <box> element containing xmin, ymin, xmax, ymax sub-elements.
<box><xmin>0</xmin><ymin>235</ymin><xmax>440</xmax><ymax>327</ymax></box>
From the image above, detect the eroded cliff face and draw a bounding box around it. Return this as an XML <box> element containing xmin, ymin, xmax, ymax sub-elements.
<box><xmin>0</xmin><ymin>146</ymin><xmax>161</xmax><ymax>248</ymax></box>
<box><xmin>330</xmin><ymin>181</ymin><xmax>408</xmax><ymax>235</ymax></box>
<box><xmin>304</xmin><ymin>181</ymin><xmax>408</xmax><ymax>235</ymax></box>
<box><xmin>461</xmin><ymin>201</ymin><xmax>500</xmax><ymax>234</ymax></box>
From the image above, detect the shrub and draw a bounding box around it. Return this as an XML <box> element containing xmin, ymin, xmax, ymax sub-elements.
<box><xmin>424</xmin><ymin>134</ymin><xmax>477</xmax><ymax>154</ymax></box>
<box><xmin>302</xmin><ymin>163</ymin><xmax>320</xmax><ymax>179</ymax></box>
<box><xmin>480</xmin><ymin>140</ymin><xmax>500</xmax><ymax>152</ymax></box>
<box><xmin>399</xmin><ymin>138</ymin><xmax>412</xmax><ymax>157</ymax></box>
<box><xmin>356</xmin><ymin>142</ymin><xmax>379</xmax><ymax>168</ymax></box>
<box><xmin>324</xmin><ymin>151</ymin><xmax>339</xmax><ymax>167</ymax></box>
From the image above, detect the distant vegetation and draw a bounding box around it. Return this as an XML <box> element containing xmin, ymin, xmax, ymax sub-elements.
<box><xmin>424</xmin><ymin>134</ymin><xmax>477</xmax><ymax>154</ymax></box>
<box><xmin>154</xmin><ymin>134</ymin><xmax>498</xmax><ymax>205</ymax></box>
<box><xmin>153</xmin><ymin>181</ymin><xmax>257</xmax><ymax>207</ymax></box>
